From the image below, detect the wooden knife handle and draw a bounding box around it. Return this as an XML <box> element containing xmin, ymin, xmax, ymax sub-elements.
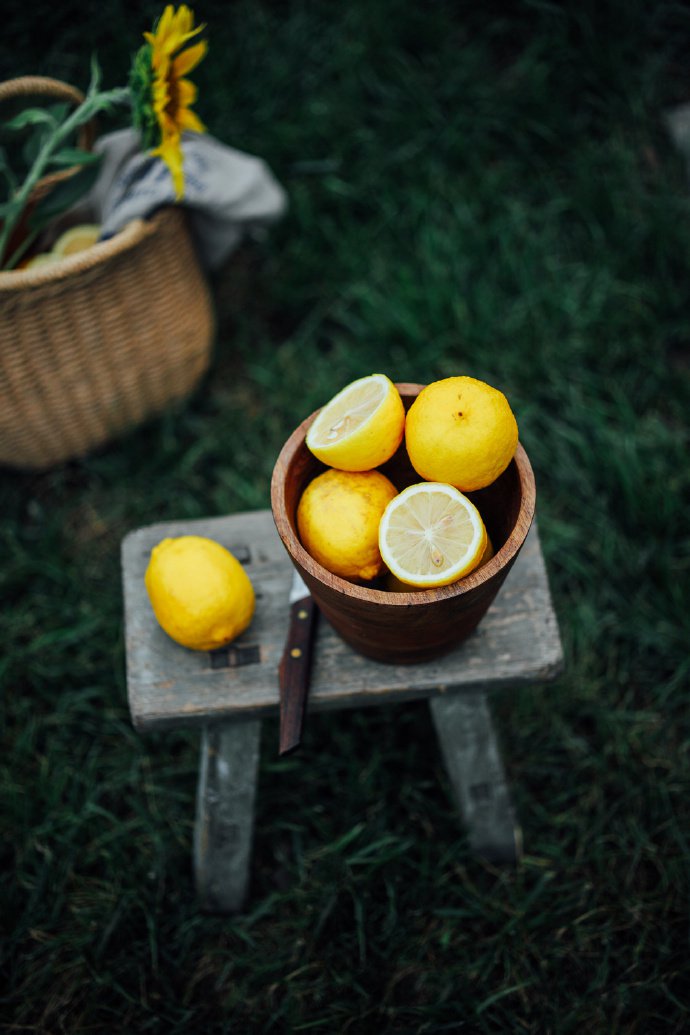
<box><xmin>278</xmin><ymin>596</ymin><xmax>318</xmax><ymax>755</ymax></box>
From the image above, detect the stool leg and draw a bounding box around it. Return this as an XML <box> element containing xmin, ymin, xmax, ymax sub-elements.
<box><xmin>429</xmin><ymin>691</ymin><xmax>522</xmax><ymax>865</ymax></box>
<box><xmin>193</xmin><ymin>719</ymin><xmax>261</xmax><ymax>913</ymax></box>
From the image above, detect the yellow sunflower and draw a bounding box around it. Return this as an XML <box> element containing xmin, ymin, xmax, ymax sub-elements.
<box><xmin>130</xmin><ymin>5</ymin><xmax>207</xmax><ymax>198</ymax></box>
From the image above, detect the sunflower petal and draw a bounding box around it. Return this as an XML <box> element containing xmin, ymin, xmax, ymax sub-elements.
<box><xmin>156</xmin><ymin>5</ymin><xmax>175</xmax><ymax>39</ymax></box>
<box><xmin>175</xmin><ymin>77</ymin><xmax>197</xmax><ymax>107</ymax></box>
<box><xmin>179</xmin><ymin>108</ymin><xmax>205</xmax><ymax>134</ymax></box>
<box><xmin>172</xmin><ymin>5</ymin><xmax>193</xmax><ymax>36</ymax></box>
<box><xmin>173</xmin><ymin>39</ymin><xmax>208</xmax><ymax>76</ymax></box>
<box><xmin>155</xmin><ymin>6</ymin><xmax>204</xmax><ymax>57</ymax></box>
<box><xmin>144</xmin><ymin>5</ymin><xmax>173</xmax><ymax>50</ymax></box>
<box><xmin>152</xmin><ymin>133</ymin><xmax>185</xmax><ymax>199</ymax></box>
<box><xmin>139</xmin><ymin>5</ymin><xmax>207</xmax><ymax>197</ymax></box>
<box><xmin>151</xmin><ymin>71</ymin><xmax>170</xmax><ymax>109</ymax></box>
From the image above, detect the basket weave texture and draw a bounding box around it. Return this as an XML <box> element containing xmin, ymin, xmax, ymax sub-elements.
<box><xmin>0</xmin><ymin>77</ymin><xmax>215</xmax><ymax>470</ymax></box>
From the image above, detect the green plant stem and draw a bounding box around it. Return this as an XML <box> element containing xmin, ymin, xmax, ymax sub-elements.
<box><xmin>0</xmin><ymin>84</ymin><xmax>130</xmax><ymax>270</ymax></box>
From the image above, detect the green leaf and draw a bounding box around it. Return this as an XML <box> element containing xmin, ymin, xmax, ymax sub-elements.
<box><xmin>22</xmin><ymin>127</ymin><xmax>47</xmax><ymax>169</ymax></box>
<box><xmin>90</xmin><ymin>86</ymin><xmax>131</xmax><ymax>117</ymax></box>
<box><xmin>4</xmin><ymin>107</ymin><xmax>56</xmax><ymax>132</ymax></box>
<box><xmin>46</xmin><ymin>102</ymin><xmax>70</xmax><ymax>124</ymax></box>
<box><xmin>27</xmin><ymin>161</ymin><xmax>102</xmax><ymax>229</ymax></box>
<box><xmin>0</xmin><ymin>147</ymin><xmax>18</xmax><ymax>193</ymax></box>
<box><xmin>2</xmin><ymin>227</ymin><xmax>39</xmax><ymax>270</ymax></box>
<box><xmin>47</xmin><ymin>147</ymin><xmax>102</xmax><ymax>168</ymax></box>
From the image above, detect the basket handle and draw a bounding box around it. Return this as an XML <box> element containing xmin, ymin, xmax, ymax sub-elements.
<box><xmin>0</xmin><ymin>76</ymin><xmax>96</xmax><ymax>152</ymax></box>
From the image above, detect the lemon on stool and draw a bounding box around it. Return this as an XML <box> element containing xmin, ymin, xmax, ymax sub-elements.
<box><xmin>305</xmin><ymin>373</ymin><xmax>405</xmax><ymax>472</ymax></box>
<box><xmin>145</xmin><ymin>535</ymin><xmax>255</xmax><ymax>651</ymax></box>
<box><xmin>405</xmin><ymin>376</ymin><xmax>518</xmax><ymax>491</ymax></box>
<box><xmin>297</xmin><ymin>468</ymin><xmax>398</xmax><ymax>581</ymax></box>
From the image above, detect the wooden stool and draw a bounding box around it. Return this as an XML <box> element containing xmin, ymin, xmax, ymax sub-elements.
<box><xmin>121</xmin><ymin>510</ymin><xmax>563</xmax><ymax>913</ymax></box>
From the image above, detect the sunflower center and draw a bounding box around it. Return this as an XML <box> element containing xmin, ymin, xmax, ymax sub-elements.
<box><xmin>165</xmin><ymin>71</ymin><xmax>181</xmax><ymax>119</ymax></box>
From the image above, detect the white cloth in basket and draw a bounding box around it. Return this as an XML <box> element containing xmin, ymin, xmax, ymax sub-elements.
<box><xmin>88</xmin><ymin>129</ymin><xmax>287</xmax><ymax>271</ymax></box>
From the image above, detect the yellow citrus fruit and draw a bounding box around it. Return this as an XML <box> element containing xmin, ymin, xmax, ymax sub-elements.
<box><xmin>405</xmin><ymin>376</ymin><xmax>518</xmax><ymax>491</ymax></box>
<box><xmin>378</xmin><ymin>482</ymin><xmax>487</xmax><ymax>588</ymax></box>
<box><xmin>305</xmin><ymin>373</ymin><xmax>405</xmax><ymax>472</ymax></box>
<box><xmin>145</xmin><ymin>535</ymin><xmax>255</xmax><ymax>651</ymax></box>
<box><xmin>384</xmin><ymin>532</ymin><xmax>495</xmax><ymax>592</ymax></box>
<box><xmin>25</xmin><ymin>253</ymin><xmax>58</xmax><ymax>268</ymax></box>
<box><xmin>52</xmin><ymin>224</ymin><xmax>101</xmax><ymax>257</ymax></box>
<box><xmin>297</xmin><ymin>468</ymin><xmax>398</xmax><ymax>581</ymax></box>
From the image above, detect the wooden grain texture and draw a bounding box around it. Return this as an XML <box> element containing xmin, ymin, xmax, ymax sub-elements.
<box><xmin>193</xmin><ymin>720</ymin><xmax>261</xmax><ymax>913</ymax></box>
<box><xmin>122</xmin><ymin>509</ymin><xmax>563</xmax><ymax>733</ymax></box>
<box><xmin>430</xmin><ymin>691</ymin><xmax>521</xmax><ymax>864</ymax></box>
<box><xmin>270</xmin><ymin>384</ymin><xmax>537</xmax><ymax>662</ymax></box>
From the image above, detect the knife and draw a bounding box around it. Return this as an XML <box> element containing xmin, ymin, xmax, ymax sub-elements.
<box><xmin>278</xmin><ymin>568</ymin><xmax>318</xmax><ymax>755</ymax></box>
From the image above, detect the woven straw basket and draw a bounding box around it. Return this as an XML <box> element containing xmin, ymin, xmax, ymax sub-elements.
<box><xmin>0</xmin><ymin>77</ymin><xmax>215</xmax><ymax>470</ymax></box>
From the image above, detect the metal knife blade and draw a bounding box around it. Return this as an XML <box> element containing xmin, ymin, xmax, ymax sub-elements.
<box><xmin>278</xmin><ymin>568</ymin><xmax>318</xmax><ymax>755</ymax></box>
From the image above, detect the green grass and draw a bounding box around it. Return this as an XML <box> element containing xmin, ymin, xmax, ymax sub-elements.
<box><xmin>2</xmin><ymin>1</ymin><xmax>690</xmax><ymax>1031</ymax></box>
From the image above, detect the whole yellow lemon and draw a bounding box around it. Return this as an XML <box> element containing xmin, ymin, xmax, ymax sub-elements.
<box><xmin>405</xmin><ymin>376</ymin><xmax>518</xmax><ymax>491</ymax></box>
<box><xmin>297</xmin><ymin>468</ymin><xmax>398</xmax><ymax>581</ymax></box>
<box><xmin>145</xmin><ymin>535</ymin><xmax>255</xmax><ymax>651</ymax></box>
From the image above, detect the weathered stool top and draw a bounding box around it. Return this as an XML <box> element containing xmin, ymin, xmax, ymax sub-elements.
<box><xmin>121</xmin><ymin>510</ymin><xmax>563</xmax><ymax>733</ymax></box>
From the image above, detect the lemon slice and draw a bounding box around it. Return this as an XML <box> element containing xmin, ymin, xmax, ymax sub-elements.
<box><xmin>305</xmin><ymin>373</ymin><xmax>405</xmax><ymax>472</ymax></box>
<box><xmin>52</xmin><ymin>224</ymin><xmax>101</xmax><ymax>257</ymax></box>
<box><xmin>379</xmin><ymin>482</ymin><xmax>487</xmax><ymax>588</ymax></box>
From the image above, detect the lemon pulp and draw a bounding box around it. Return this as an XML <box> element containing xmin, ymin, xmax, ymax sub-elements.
<box><xmin>384</xmin><ymin>531</ymin><xmax>494</xmax><ymax>592</ymax></box>
<box><xmin>379</xmin><ymin>482</ymin><xmax>487</xmax><ymax>588</ymax></box>
<box><xmin>305</xmin><ymin>373</ymin><xmax>405</xmax><ymax>472</ymax></box>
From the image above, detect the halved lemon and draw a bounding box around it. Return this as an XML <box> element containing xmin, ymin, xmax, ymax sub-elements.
<box><xmin>305</xmin><ymin>373</ymin><xmax>405</xmax><ymax>472</ymax></box>
<box><xmin>52</xmin><ymin>224</ymin><xmax>101</xmax><ymax>258</ymax></box>
<box><xmin>384</xmin><ymin>531</ymin><xmax>494</xmax><ymax>592</ymax></box>
<box><xmin>379</xmin><ymin>482</ymin><xmax>487</xmax><ymax>588</ymax></box>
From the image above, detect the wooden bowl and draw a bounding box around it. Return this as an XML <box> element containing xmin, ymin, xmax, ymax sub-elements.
<box><xmin>271</xmin><ymin>383</ymin><xmax>536</xmax><ymax>663</ymax></box>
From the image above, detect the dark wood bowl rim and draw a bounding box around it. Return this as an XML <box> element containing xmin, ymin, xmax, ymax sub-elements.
<box><xmin>271</xmin><ymin>382</ymin><xmax>536</xmax><ymax>608</ymax></box>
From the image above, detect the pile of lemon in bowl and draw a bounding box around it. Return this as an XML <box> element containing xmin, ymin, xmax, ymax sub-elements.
<box><xmin>142</xmin><ymin>371</ymin><xmax>519</xmax><ymax>654</ymax></box>
<box><xmin>299</xmin><ymin>373</ymin><xmax>518</xmax><ymax>590</ymax></box>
